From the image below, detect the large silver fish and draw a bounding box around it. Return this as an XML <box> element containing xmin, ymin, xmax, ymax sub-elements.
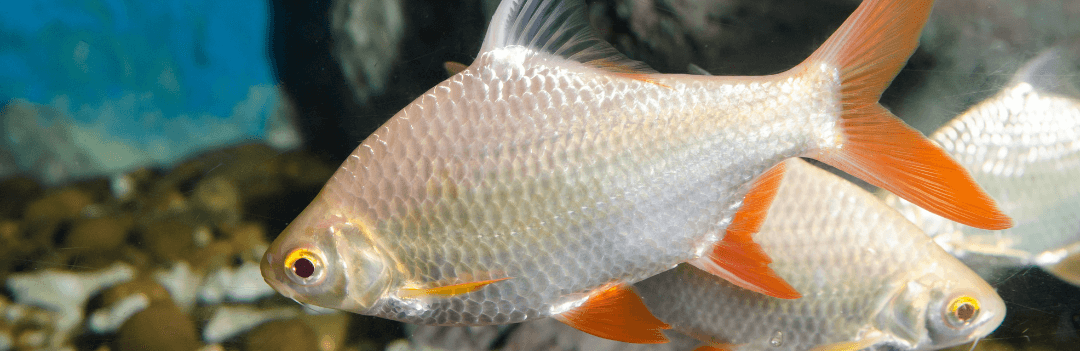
<box><xmin>883</xmin><ymin>46</ymin><xmax>1080</xmax><ymax>285</ymax></box>
<box><xmin>636</xmin><ymin>159</ymin><xmax>1006</xmax><ymax>351</ymax></box>
<box><xmin>262</xmin><ymin>0</ymin><xmax>1009</xmax><ymax>343</ymax></box>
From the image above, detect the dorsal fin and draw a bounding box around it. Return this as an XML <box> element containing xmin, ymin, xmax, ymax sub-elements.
<box><xmin>479</xmin><ymin>0</ymin><xmax>657</xmax><ymax>75</ymax></box>
<box><xmin>1008</xmin><ymin>43</ymin><xmax>1080</xmax><ymax>99</ymax></box>
<box><xmin>686</xmin><ymin>63</ymin><xmax>711</xmax><ymax>76</ymax></box>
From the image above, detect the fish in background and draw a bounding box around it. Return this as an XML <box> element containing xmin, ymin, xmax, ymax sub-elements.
<box><xmin>882</xmin><ymin>46</ymin><xmax>1080</xmax><ymax>286</ymax></box>
<box><xmin>261</xmin><ymin>0</ymin><xmax>1010</xmax><ymax>343</ymax></box>
<box><xmin>636</xmin><ymin>159</ymin><xmax>1006</xmax><ymax>351</ymax></box>
<box><xmin>407</xmin><ymin>159</ymin><xmax>1006</xmax><ymax>351</ymax></box>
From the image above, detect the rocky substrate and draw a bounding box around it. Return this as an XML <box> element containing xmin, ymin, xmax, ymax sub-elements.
<box><xmin>0</xmin><ymin>143</ymin><xmax>403</xmax><ymax>351</ymax></box>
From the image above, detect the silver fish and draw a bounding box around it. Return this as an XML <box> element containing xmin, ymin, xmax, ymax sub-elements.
<box><xmin>262</xmin><ymin>0</ymin><xmax>1008</xmax><ymax>343</ymax></box>
<box><xmin>636</xmin><ymin>159</ymin><xmax>1006</xmax><ymax>351</ymax></box>
<box><xmin>883</xmin><ymin>46</ymin><xmax>1080</xmax><ymax>285</ymax></box>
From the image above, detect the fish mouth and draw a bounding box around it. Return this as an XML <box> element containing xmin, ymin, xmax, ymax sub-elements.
<box><xmin>969</xmin><ymin>296</ymin><xmax>1007</xmax><ymax>342</ymax></box>
<box><xmin>260</xmin><ymin>250</ymin><xmax>300</xmax><ymax>302</ymax></box>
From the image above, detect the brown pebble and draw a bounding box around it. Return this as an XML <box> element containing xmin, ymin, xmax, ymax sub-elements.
<box><xmin>243</xmin><ymin>319</ymin><xmax>320</xmax><ymax>351</ymax></box>
<box><xmin>0</xmin><ymin>220</ymin><xmax>19</xmax><ymax>243</ymax></box>
<box><xmin>136</xmin><ymin>219</ymin><xmax>194</xmax><ymax>263</ymax></box>
<box><xmin>23</xmin><ymin>188</ymin><xmax>94</xmax><ymax>221</ymax></box>
<box><xmin>142</xmin><ymin>186</ymin><xmax>189</xmax><ymax>216</ymax></box>
<box><xmin>67</xmin><ymin>215</ymin><xmax>133</xmax><ymax>252</ymax></box>
<box><xmin>186</xmin><ymin>240</ymin><xmax>235</xmax><ymax>273</ymax></box>
<box><xmin>99</xmin><ymin>279</ymin><xmax>174</xmax><ymax>308</ymax></box>
<box><xmin>114</xmin><ymin>302</ymin><xmax>201</xmax><ymax>351</ymax></box>
<box><xmin>221</xmin><ymin>222</ymin><xmax>268</xmax><ymax>260</ymax></box>
<box><xmin>193</xmin><ymin>176</ymin><xmax>242</xmax><ymax>225</ymax></box>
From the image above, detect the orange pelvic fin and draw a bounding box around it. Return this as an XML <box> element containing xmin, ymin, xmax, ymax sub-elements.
<box><xmin>398</xmin><ymin>277</ymin><xmax>511</xmax><ymax>299</ymax></box>
<box><xmin>554</xmin><ymin>284</ymin><xmax>671</xmax><ymax>344</ymax></box>
<box><xmin>443</xmin><ymin>61</ymin><xmax>468</xmax><ymax>76</ymax></box>
<box><xmin>804</xmin><ymin>0</ymin><xmax>1011</xmax><ymax>230</ymax></box>
<box><xmin>691</xmin><ymin>163</ymin><xmax>800</xmax><ymax>299</ymax></box>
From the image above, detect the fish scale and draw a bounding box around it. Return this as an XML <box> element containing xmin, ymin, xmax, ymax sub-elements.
<box><xmin>262</xmin><ymin>0</ymin><xmax>1010</xmax><ymax>342</ymax></box>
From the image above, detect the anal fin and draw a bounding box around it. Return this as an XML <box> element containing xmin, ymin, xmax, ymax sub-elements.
<box><xmin>554</xmin><ymin>284</ymin><xmax>671</xmax><ymax>344</ymax></box>
<box><xmin>693</xmin><ymin>343</ymin><xmax>741</xmax><ymax>351</ymax></box>
<box><xmin>691</xmin><ymin>163</ymin><xmax>801</xmax><ymax>299</ymax></box>
<box><xmin>398</xmin><ymin>277</ymin><xmax>511</xmax><ymax>299</ymax></box>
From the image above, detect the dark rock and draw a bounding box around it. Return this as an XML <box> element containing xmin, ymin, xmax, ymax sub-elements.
<box><xmin>0</xmin><ymin>176</ymin><xmax>42</xmax><ymax>219</ymax></box>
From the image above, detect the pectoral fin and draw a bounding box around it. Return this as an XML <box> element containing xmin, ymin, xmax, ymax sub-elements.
<box><xmin>554</xmin><ymin>284</ymin><xmax>671</xmax><ymax>344</ymax></box>
<box><xmin>808</xmin><ymin>332</ymin><xmax>884</xmax><ymax>351</ymax></box>
<box><xmin>398</xmin><ymin>277</ymin><xmax>512</xmax><ymax>299</ymax></box>
<box><xmin>691</xmin><ymin>163</ymin><xmax>801</xmax><ymax>299</ymax></box>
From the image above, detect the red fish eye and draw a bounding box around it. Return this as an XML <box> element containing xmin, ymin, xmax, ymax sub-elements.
<box><xmin>293</xmin><ymin>257</ymin><xmax>315</xmax><ymax>278</ymax></box>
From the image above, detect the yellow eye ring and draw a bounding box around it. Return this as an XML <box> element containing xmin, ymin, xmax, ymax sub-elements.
<box><xmin>947</xmin><ymin>295</ymin><xmax>980</xmax><ymax>325</ymax></box>
<box><xmin>284</xmin><ymin>248</ymin><xmax>322</xmax><ymax>283</ymax></box>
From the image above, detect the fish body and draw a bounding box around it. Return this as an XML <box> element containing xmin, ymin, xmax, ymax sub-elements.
<box><xmin>637</xmin><ymin>159</ymin><xmax>1006</xmax><ymax>351</ymax></box>
<box><xmin>262</xmin><ymin>0</ymin><xmax>1008</xmax><ymax>342</ymax></box>
<box><xmin>287</xmin><ymin>42</ymin><xmax>838</xmax><ymax>322</ymax></box>
<box><xmin>883</xmin><ymin>47</ymin><xmax>1080</xmax><ymax>284</ymax></box>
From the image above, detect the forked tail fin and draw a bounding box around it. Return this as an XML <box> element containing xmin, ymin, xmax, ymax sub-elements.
<box><xmin>805</xmin><ymin>0</ymin><xmax>1012</xmax><ymax>230</ymax></box>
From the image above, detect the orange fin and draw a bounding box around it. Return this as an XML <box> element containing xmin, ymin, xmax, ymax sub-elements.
<box><xmin>444</xmin><ymin>61</ymin><xmax>468</xmax><ymax>76</ymax></box>
<box><xmin>691</xmin><ymin>163</ymin><xmax>801</xmax><ymax>299</ymax></box>
<box><xmin>554</xmin><ymin>285</ymin><xmax>671</xmax><ymax>344</ymax></box>
<box><xmin>398</xmin><ymin>277</ymin><xmax>511</xmax><ymax>299</ymax></box>
<box><xmin>804</xmin><ymin>0</ymin><xmax>1012</xmax><ymax>230</ymax></box>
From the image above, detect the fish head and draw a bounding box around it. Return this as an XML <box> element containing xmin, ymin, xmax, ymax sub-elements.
<box><xmin>876</xmin><ymin>258</ymin><xmax>1006</xmax><ymax>350</ymax></box>
<box><xmin>921</xmin><ymin>272</ymin><xmax>1006</xmax><ymax>350</ymax></box>
<box><xmin>261</xmin><ymin>194</ymin><xmax>396</xmax><ymax>314</ymax></box>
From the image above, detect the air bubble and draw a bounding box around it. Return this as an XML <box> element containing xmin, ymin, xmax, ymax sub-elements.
<box><xmin>769</xmin><ymin>330</ymin><xmax>784</xmax><ymax>347</ymax></box>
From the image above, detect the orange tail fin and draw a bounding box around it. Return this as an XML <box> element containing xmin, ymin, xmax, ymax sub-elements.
<box><xmin>691</xmin><ymin>163</ymin><xmax>800</xmax><ymax>299</ymax></box>
<box><xmin>805</xmin><ymin>0</ymin><xmax>1011</xmax><ymax>230</ymax></box>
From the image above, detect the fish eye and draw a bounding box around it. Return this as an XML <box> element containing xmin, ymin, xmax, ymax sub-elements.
<box><xmin>284</xmin><ymin>248</ymin><xmax>326</xmax><ymax>285</ymax></box>
<box><xmin>293</xmin><ymin>257</ymin><xmax>314</xmax><ymax>278</ymax></box>
<box><xmin>945</xmin><ymin>295</ymin><xmax>980</xmax><ymax>328</ymax></box>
